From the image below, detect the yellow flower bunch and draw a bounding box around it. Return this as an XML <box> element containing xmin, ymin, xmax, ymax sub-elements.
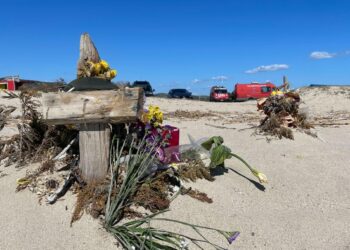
<box><xmin>142</xmin><ymin>105</ymin><xmax>163</xmax><ymax>127</ymax></box>
<box><xmin>85</xmin><ymin>59</ymin><xmax>117</xmax><ymax>80</ymax></box>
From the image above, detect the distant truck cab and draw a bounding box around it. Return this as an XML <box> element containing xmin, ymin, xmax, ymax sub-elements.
<box><xmin>232</xmin><ymin>82</ymin><xmax>276</xmax><ymax>101</ymax></box>
<box><xmin>209</xmin><ymin>86</ymin><xmax>230</xmax><ymax>102</ymax></box>
<box><xmin>131</xmin><ymin>81</ymin><xmax>154</xmax><ymax>96</ymax></box>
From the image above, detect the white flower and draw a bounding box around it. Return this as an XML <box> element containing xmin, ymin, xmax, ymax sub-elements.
<box><xmin>180</xmin><ymin>237</ymin><xmax>189</xmax><ymax>249</ymax></box>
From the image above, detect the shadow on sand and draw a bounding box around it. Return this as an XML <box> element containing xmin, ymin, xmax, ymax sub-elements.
<box><xmin>211</xmin><ymin>166</ymin><xmax>265</xmax><ymax>192</ymax></box>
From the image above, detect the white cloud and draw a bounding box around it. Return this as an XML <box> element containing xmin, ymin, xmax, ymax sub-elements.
<box><xmin>193</xmin><ymin>76</ymin><xmax>229</xmax><ymax>83</ymax></box>
<box><xmin>211</xmin><ymin>75</ymin><xmax>228</xmax><ymax>81</ymax></box>
<box><xmin>245</xmin><ymin>64</ymin><xmax>289</xmax><ymax>74</ymax></box>
<box><xmin>310</xmin><ymin>51</ymin><xmax>336</xmax><ymax>59</ymax></box>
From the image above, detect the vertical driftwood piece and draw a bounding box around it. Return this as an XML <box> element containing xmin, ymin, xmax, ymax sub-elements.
<box><xmin>77</xmin><ymin>33</ymin><xmax>110</xmax><ymax>183</ymax></box>
<box><xmin>283</xmin><ymin>75</ymin><xmax>290</xmax><ymax>91</ymax></box>
<box><xmin>77</xmin><ymin>33</ymin><xmax>101</xmax><ymax>79</ymax></box>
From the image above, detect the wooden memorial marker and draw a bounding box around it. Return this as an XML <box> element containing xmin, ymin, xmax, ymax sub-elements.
<box><xmin>41</xmin><ymin>33</ymin><xmax>143</xmax><ymax>183</ymax></box>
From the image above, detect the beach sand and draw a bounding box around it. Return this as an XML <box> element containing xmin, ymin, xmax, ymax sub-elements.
<box><xmin>1</xmin><ymin>87</ymin><xmax>350</xmax><ymax>249</ymax></box>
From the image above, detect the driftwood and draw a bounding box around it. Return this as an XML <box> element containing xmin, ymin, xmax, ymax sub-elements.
<box><xmin>41</xmin><ymin>88</ymin><xmax>143</xmax><ymax>125</ymax></box>
<box><xmin>79</xmin><ymin>123</ymin><xmax>111</xmax><ymax>182</ymax></box>
<box><xmin>77</xmin><ymin>33</ymin><xmax>101</xmax><ymax>79</ymax></box>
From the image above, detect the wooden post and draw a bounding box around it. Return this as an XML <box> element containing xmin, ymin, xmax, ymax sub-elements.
<box><xmin>76</xmin><ymin>33</ymin><xmax>112</xmax><ymax>182</ymax></box>
<box><xmin>79</xmin><ymin>123</ymin><xmax>110</xmax><ymax>182</ymax></box>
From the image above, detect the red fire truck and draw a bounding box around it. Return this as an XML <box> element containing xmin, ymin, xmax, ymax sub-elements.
<box><xmin>232</xmin><ymin>82</ymin><xmax>276</xmax><ymax>101</ymax></box>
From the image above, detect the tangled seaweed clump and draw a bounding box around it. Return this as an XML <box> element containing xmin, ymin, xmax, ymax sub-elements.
<box><xmin>257</xmin><ymin>92</ymin><xmax>314</xmax><ymax>139</ymax></box>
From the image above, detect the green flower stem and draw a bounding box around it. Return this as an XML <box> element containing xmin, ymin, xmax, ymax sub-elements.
<box><xmin>229</xmin><ymin>152</ymin><xmax>255</xmax><ymax>173</ymax></box>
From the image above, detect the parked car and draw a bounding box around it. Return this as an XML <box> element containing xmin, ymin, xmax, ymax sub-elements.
<box><xmin>168</xmin><ymin>89</ymin><xmax>192</xmax><ymax>99</ymax></box>
<box><xmin>232</xmin><ymin>82</ymin><xmax>276</xmax><ymax>101</ymax></box>
<box><xmin>131</xmin><ymin>81</ymin><xmax>154</xmax><ymax>96</ymax></box>
<box><xmin>209</xmin><ymin>86</ymin><xmax>230</xmax><ymax>102</ymax></box>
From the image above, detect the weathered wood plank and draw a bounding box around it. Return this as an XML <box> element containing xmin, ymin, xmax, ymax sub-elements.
<box><xmin>41</xmin><ymin>88</ymin><xmax>143</xmax><ymax>125</ymax></box>
<box><xmin>79</xmin><ymin>123</ymin><xmax>110</xmax><ymax>182</ymax></box>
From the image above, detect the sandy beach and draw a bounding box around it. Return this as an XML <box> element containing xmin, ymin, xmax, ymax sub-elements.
<box><xmin>1</xmin><ymin>87</ymin><xmax>350</xmax><ymax>249</ymax></box>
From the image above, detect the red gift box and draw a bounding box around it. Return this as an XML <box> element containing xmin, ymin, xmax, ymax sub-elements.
<box><xmin>161</xmin><ymin>125</ymin><xmax>180</xmax><ymax>163</ymax></box>
<box><xmin>162</xmin><ymin>125</ymin><xmax>180</xmax><ymax>147</ymax></box>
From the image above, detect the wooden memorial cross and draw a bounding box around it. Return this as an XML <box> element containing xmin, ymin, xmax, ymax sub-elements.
<box><xmin>40</xmin><ymin>33</ymin><xmax>143</xmax><ymax>183</ymax></box>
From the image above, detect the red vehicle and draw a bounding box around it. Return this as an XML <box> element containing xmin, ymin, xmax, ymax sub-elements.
<box><xmin>0</xmin><ymin>77</ymin><xmax>17</xmax><ymax>91</ymax></box>
<box><xmin>232</xmin><ymin>82</ymin><xmax>275</xmax><ymax>101</ymax></box>
<box><xmin>209</xmin><ymin>86</ymin><xmax>230</xmax><ymax>102</ymax></box>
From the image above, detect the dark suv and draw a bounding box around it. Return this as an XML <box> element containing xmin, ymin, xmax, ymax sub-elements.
<box><xmin>168</xmin><ymin>89</ymin><xmax>192</xmax><ymax>99</ymax></box>
<box><xmin>131</xmin><ymin>81</ymin><xmax>154</xmax><ymax>96</ymax></box>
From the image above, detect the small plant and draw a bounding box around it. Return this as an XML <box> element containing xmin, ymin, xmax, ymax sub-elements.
<box><xmin>105</xmin><ymin>137</ymin><xmax>239</xmax><ymax>249</ymax></box>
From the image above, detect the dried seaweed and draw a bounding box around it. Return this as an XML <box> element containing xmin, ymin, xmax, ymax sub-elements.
<box><xmin>177</xmin><ymin>159</ymin><xmax>215</xmax><ymax>182</ymax></box>
<box><xmin>133</xmin><ymin>176</ymin><xmax>171</xmax><ymax>212</ymax></box>
<box><xmin>257</xmin><ymin>94</ymin><xmax>314</xmax><ymax>139</ymax></box>
<box><xmin>0</xmin><ymin>91</ymin><xmax>78</xmax><ymax>166</ymax></box>
<box><xmin>166</xmin><ymin>110</ymin><xmax>226</xmax><ymax>120</ymax></box>
<box><xmin>181</xmin><ymin>187</ymin><xmax>213</xmax><ymax>203</ymax></box>
<box><xmin>259</xmin><ymin>113</ymin><xmax>294</xmax><ymax>140</ymax></box>
<box><xmin>71</xmin><ymin>181</ymin><xmax>110</xmax><ymax>225</ymax></box>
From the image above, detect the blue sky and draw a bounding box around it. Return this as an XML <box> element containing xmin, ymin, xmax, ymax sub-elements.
<box><xmin>1</xmin><ymin>0</ymin><xmax>349</xmax><ymax>94</ymax></box>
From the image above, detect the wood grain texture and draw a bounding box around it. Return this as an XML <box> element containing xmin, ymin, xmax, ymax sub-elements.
<box><xmin>40</xmin><ymin>88</ymin><xmax>143</xmax><ymax>125</ymax></box>
<box><xmin>77</xmin><ymin>33</ymin><xmax>100</xmax><ymax>78</ymax></box>
<box><xmin>79</xmin><ymin>123</ymin><xmax>110</xmax><ymax>182</ymax></box>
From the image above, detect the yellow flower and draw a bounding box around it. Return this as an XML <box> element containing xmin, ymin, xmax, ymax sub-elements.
<box><xmin>92</xmin><ymin>63</ymin><xmax>101</xmax><ymax>75</ymax></box>
<box><xmin>100</xmin><ymin>60</ymin><xmax>110</xmax><ymax>71</ymax></box>
<box><xmin>108</xmin><ymin>69</ymin><xmax>117</xmax><ymax>78</ymax></box>
<box><xmin>142</xmin><ymin>105</ymin><xmax>163</xmax><ymax>127</ymax></box>
<box><xmin>253</xmin><ymin>171</ymin><xmax>268</xmax><ymax>183</ymax></box>
<box><xmin>155</xmin><ymin>112</ymin><xmax>163</xmax><ymax>123</ymax></box>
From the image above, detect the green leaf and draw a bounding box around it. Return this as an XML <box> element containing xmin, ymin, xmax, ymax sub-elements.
<box><xmin>209</xmin><ymin>145</ymin><xmax>232</xmax><ymax>168</ymax></box>
<box><xmin>200</xmin><ymin>136</ymin><xmax>224</xmax><ymax>151</ymax></box>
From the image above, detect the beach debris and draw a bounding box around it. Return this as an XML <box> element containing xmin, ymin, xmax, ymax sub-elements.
<box><xmin>71</xmin><ymin>179</ymin><xmax>110</xmax><ymax>224</ymax></box>
<box><xmin>173</xmin><ymin>160</ymin><xmax>214</xmax><ymax>182</ymax></box>
<box><xmin>45</xmin><ymin>179</ymin><xmax>59</xmax><ymax>189</ymax></box>
<box><xmin>181</xmin><ymin>187</ymin><xmax>213</xmax><ymax>203</ymax></box>
<box><xmin>47</xmin><ymin>170</ymin><xmax>80</xmax><ymax>205</ymax></box>
<box><xmin>257</xmin><ymin>92</ymin><xmax>314</xmax><ymax>139</ymax></box>
<box><xmin>2</xmin><ymin>33</ymin><xmax>270</xmax><ymax>249</ymax></box>
<box><xmin>0</xmin><ymin>105</ymin><xmax>16</xmax><ymax>130</ymax></box>
<box><xmin>166</xmin><ymin>110</ymin><xmax>224</xmax><ymax>120</ymax></box>
<box><xmin>0</xmin><ymin>91</ymin><xmax>78</xmax><ymax>167</ymax></box>
<box><xmin>180</xmin><ymin>135</ymin><xmax>268</xmax><ymax>184</ymax></box>
<box><xmin>104</xmin><ymin>137</ymin><xmax>239</xmax><ymax>249</ymax></box>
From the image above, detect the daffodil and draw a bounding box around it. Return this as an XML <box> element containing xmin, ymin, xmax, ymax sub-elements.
<box><xmin>142</xmin><ymin>105</ymin><xmax>163</xmax><ymax>128</ymax></box>
<box><xmin>100</xmin><ymin>59</ymin><xmax>110</xmax><ymax>71</ymax></box>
